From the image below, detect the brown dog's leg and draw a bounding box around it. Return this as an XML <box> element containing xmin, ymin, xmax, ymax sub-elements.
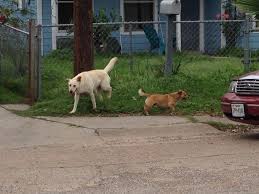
<box><xmin>144</xmin><ymin>104</ymin><xmax>151</xmax><ymax>116</ymax></box>
<box><xmin>169</xmin><ymin>103</ymin><xmax>176</xmax><ymax>116</ymax></box>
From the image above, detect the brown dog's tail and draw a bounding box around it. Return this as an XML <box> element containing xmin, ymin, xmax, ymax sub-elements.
<box><xmin>138</xmin><ymin>88</ymin><xmax>151</xmax><ymax>97</ymax></box>
<box><xmin>104</xmin><ymin>57</ymin><xmax>118</xmax><ymax>73</ymax></box>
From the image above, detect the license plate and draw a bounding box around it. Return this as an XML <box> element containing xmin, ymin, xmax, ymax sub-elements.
<box><xmin>231</xmin><ymin>104</ymin><xmax>245</xmax><ymax>117</ymax></box>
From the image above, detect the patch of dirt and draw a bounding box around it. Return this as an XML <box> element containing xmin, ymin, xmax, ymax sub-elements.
<box><xmin>205</xmin><ymin>121</ymin><xmax>257</xmax><ymax>134</ymax></box>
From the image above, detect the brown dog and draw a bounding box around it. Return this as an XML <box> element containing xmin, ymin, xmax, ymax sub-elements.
<box><xmin>138</xmin><ymin>88</ymin><xmax>188</xmax><ymax>115</ymax></box>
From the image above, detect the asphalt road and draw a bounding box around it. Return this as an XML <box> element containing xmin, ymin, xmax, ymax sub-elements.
<box><xmin>1</xmin><ymin>106</ymin><xmax>259</xmax><ymax>194</ymax></box>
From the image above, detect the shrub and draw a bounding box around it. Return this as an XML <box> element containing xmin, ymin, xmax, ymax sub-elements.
<box><xmin>93</xmin><ymin>9</ymin><xmax>121</xmax><ymax>54</ymax></box>
<box><xmin>215</xmin><ymin>47</ymin><xmax>244</xmax><ymax>57</ymax></box>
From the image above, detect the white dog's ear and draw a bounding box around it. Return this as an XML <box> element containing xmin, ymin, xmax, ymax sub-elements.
<box><xmin>77</xmin><ymin>76</ymin><xmax>82</xmax><ymax>82</ymax></box>
<box><xmin>66</xmin><ymin>78</ymin><xmax>71</xmax><ymax>81</ymax></box>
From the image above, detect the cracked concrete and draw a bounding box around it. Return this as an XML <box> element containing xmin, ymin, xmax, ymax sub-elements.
<box><xmin>36</xmin><ymin>115</ymin><xmax>190</xmax><ymax>129</ymax></box>
<box><xmin>1</xmin><ymin>106</ymin><xmax>259</xmax><ymax>193</ymax></box>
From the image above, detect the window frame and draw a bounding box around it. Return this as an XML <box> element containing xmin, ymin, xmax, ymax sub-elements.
<box><xmin>120</xmin><ymin>0</ymin><xmax>158</xmax><ymax>34</ymax></box>
<box><xmin>255</xmin><ymin>20</ymin><xmax>259</xmax><ymax>32</ymax></box>
<box><xmin>252</xmin><ymin>15</ymin><xmax>259</xmax><ymax>32</ymax></box>
<box><xmin>56</xmin><ymin>0</ymin><xmax>74</xmax><ymax>34</ymax></box>
<box><xmin>18</xmin><ymin>0</ymin><xmax>27</xmax><ymax>9</ymax></box>
<box><xmin>55</xmin><ymin>0</ymin><xmax>95</xmax><ymax>35</ymax></box>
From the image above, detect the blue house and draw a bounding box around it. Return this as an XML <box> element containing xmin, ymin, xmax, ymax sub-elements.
<box><xmin>1</xmin><ymin>0</ymin><xmax>259</xmax><ymax>55</ymax></box>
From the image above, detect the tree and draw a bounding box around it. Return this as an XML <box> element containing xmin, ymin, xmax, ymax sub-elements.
<box><xmin>220</xmin><ymin>1</ymin><xmax>245</xmax><ymax>48</ymax></box>
<box><xmin>73</xmin><ymin>0</ymin><xmax>94</xmax><ymax>76</ymax></box>
<box><xmin>0</xmin><ymin>0</ymin><xmax>32</xmax><ymax>27</ymax></box>
<box><xmin>93</xmin><ymin>9</ymin><xmax>121</xmax><ymax>54</ymax></box>
<box><xmin>234</xmin><ymin>0</ymin><xmax>259</xmax><ymax>15</ymax></box>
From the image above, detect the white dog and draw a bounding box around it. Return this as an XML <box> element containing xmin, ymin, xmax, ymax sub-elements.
<box><xmin>67</xmin><ymin>57</ymin><xmax>118</xmax><ymax>114</ymax></box>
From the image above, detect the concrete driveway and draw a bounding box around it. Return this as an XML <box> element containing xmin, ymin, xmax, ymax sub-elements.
<box><xmin>1</xmin><ymin>106</ymin><xmax>259</xmax><ymax>194</ymax></box>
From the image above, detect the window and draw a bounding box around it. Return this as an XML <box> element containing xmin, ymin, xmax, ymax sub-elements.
<box><xmin>123</xmin><ymin>0</ymin><xmax>155</xmax><ymax>31</ymax></box>
<box><xmin>57</xmin><ymin>0</ymin><xmax>73</xmax><ymax>30</ymax></box>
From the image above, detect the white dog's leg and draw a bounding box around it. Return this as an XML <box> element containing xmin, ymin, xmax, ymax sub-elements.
<box><xmin>100</xmin><ymin>79</ymin><xmax>112</xmax><ymax>99</ymax></box>
<box><xmin>98</xmin><ymin>93</ymin><xmax>103</xmax><ymax>101</ymax></box>
<box><xmin>89</xmin><ymin>92</ymin><xmax>97</xmax><ymax>110</ymax></box>
<box><xmin>70</xmin><ymin>93</ymin><xmax>80</xmax><ymax>114</ymax></box>
<box><xmin>106</xmin><ymin>87</ymin><xmax>112</xmax><ymax>99</ymax></box>
<box><xmin>101</xmin><ymin>85</ymin><xmax>112</xmax><ymax>98</ymax></box>
<box><xmin>94</xmin><ymin>90</ymin><xmax>103</xmax><ymax>101</ymax></box>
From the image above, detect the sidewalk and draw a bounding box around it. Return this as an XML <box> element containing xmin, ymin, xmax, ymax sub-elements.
<box><xmin>1</xmin><ymin>104</ymin><xmax>259</xmax><ymax>193</ymax></box>
<box><xmin>1</xmin><ymin>103</ymin><xmax>244</xmax><ymax>129</ymax></box>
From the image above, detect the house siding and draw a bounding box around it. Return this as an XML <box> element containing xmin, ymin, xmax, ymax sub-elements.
<box><xmin>29</xmin><ymin>0</ymin><xmax>37</xmax><ymax>20</ymax></box>
<box><xmin>250</xmin><ymin>33</ymin><xmax>259</xmax><ymax>50</ymax></box>
<box><xmin>94</xmin><ymin>0</ymin><xmax>120</xmax><ymax>15</ymax></box>
<box><xmin>238</xmin><ymin>32</ymin><xmax>259</xmax><ymax>51</ymax></box>
<box><xmin>42</xmin><ymin>0</ymin><xmax>52</xmax><ymax>55</ymax></box>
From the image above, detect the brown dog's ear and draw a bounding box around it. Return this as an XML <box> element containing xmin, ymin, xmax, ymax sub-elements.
<box><xmin>77</xmin><ymin>76</ymin><xmax>81</xmax><ymax>82</ymax></box>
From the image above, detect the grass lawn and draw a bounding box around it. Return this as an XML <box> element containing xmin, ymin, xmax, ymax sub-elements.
<box><xmin>20</xmin><ymin>50</ymin><xmax>259</xmax><ymax>116</ymax></box>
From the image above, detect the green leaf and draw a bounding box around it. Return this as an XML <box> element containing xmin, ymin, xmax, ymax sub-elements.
<box><xmin>234</xmin><ymin>0</ymin><xmax>259</xmax><ymax>14</ymax></box>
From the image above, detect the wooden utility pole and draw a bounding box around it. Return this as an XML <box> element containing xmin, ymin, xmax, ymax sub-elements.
<box><xmin>73</xmin><ymin>0</ymin><xmax>94</xmax><ymax>75</ymax></box>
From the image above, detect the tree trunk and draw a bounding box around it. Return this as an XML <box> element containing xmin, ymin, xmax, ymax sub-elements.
<box><xmin>73</xmin><ymin>0</ymin><xmax>94</xmax><ymax>76</ymax></box>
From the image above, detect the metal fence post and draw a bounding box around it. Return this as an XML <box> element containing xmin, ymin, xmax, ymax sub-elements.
<box><xmin>129</xmin><ymin>22</ymin><xmax>133</xmax><ymax>71</ymax></box>
<box><xmin>243</xmin><ymin>14</ymin><xmax>251</xmax><ymax>72</ymax></box>
<box><xmin>29</xmin><ymin>20</ymin><xmax>35</xmax><ymax>103</ymax></box>
<box><xmin>0</xmin><ymin>34</ymin><xmax>2</xmax><ymax>82</ymax></box>
<box><xmin>164</xmin><ymin>15</ymin><xmax>174</xmax><ymax>76</ymax></box>
<box><xmin>36</xmin><ymin>24</ymin><xmax>42</xmax><ymax>99</ymax></box>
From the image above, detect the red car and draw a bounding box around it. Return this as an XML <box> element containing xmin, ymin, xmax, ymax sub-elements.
<box><xmin>221</xmin><ymin>70</ymin><xmax>259</xmax><ymax>125</ymax></box>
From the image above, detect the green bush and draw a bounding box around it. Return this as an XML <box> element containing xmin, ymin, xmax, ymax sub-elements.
<box><xmin>46</xmin><ymin>48</ymin><xmax>73</xmax><ymax>61</ymax></box>
<box><xmin>2</xmin><ymin>77</ymin><xmax>27</xmax><ymax>96</ymax></box>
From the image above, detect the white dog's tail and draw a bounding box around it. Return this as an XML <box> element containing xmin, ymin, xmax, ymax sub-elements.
<box><xmin>138</xmin><ymin>88</ymin><xmax>151</xmax><ymax>97</ymax></box>
<box><xmin>104</xmin><ymin>57</ymin><xmax>118</xmax><ymax>73</ymax></box>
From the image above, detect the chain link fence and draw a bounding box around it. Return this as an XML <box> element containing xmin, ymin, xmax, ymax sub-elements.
<box><xmin>43</xmin><ymin>21</ymin><xmax>167</xmax><ymax>57</ymax></box>
<box><xmin>0</xmin><ymin>24</ymin><xmax>29</xmax><ymax>100</ymax></box>
<box><xmin>250</xmin><ymin>20</ymin><xmax>259</xmax><ymax>65</ymax></box>
<box><xmin>0</xmin><ymin>20</ymin><xmax>259</xmax><ymax>95</ymax></box>
<box><xmin>177</xmin><ymin>19</ymin><xmax>259</xmax><ymax>72</ymax></box>
<box><xmin>0</xmin><ymin>19</ymin><xmax>254</xmax><ymax>103</ymax></box>
<box><xmin>38</xmin><ymin>19</ymin><xmax>259</xmax><ymax>102</ymax></box>
<box><xmin>1</xmin><ymin>19</ymin><xmax>258</xmax><ymax>103</ymax></box>
<box><xmin>41</xmin><ymin>19</ymin><xmax>259</xmax><ymax>69</ymax></box>
<box><xmin>177</xmin><ymin>20</ymin><xmax>258</xmax><ymax>57</ymax></box>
